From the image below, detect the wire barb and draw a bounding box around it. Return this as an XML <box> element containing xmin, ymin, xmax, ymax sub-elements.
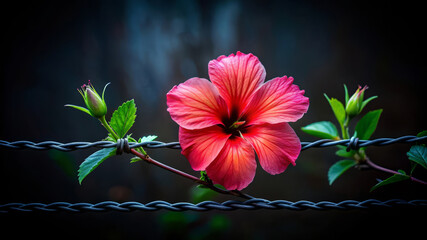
<box><xmin>346</xmin><ymin>136</ymin><xmax>360</xmax><ymax>151</ymax></box>
<box><xmin>115</xmin><ymin>138</ymin><xmax>131</xmax><ymax>155</ymax></box>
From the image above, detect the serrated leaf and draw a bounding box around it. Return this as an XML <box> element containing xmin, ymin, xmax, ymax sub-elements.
<box><xmin>139</xmin><ymin>135</ymin><xmax>158</xmax><ymax>143</ymax></box>
<box><xmin>370</xmin><ymin>170</ymin><xmax>410</xmax><ymax>192</ymax></box>
<box><xmin>78</xmin><ymin>148</ymin><xmax>116</xmax><ymax>184</ymax></box>
<box><xmin>354</xmin><ymin>109</ymin><xmax>382</xmax><ymax>140</ymax></box>
<box><xmin>417</xmin><ymin>130</ymin><xmax>427</xmax><ymax>137</ymax></box>
<box><xmin>324</xmin><ymin>94</ymin><xmax>346</xmax><ymax>126</ymax></box>
<box><xmin>109</xmin><ymin>100</ymin><xmax>137</xmax><ymax>138</ymax></box>
<box><xmin>328</xmin><ymin>160</ymin><xmax>356</xmax><ymax>185</ymax></box>
<box><xmin>301</xmin><ymin>121</ymin><xmax>339</xmax><ymax>139</ymax></box>
<box><xmin>407</xmin><ymin>145</ymin><xmax>427</xmax><ymax>170</ymax></box>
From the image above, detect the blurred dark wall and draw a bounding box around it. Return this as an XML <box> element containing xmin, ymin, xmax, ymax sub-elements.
<box><xmin>1</xmin><ymin>0</ymin><xmax>426</xmax><ymax>239</ymax></box>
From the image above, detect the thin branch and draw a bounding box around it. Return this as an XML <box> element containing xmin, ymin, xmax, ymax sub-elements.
<box><xmin>364</xmin><ymin>157</ymin><xmax>427</xmax><ymax>185</ymax></box>
<box><xmin>130</xmin><ymin>149</ymin><xmax>253</xmax><ymax>199</ymax></box>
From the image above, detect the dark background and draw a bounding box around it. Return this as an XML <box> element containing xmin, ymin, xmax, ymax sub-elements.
<box><xmin>1</xmin><ymin>0</ymin><xmax>426</xmax><ymax>239</ymax></box>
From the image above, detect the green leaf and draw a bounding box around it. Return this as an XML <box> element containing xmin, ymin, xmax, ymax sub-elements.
<box><xmin>344</xmin><ymin>84</ymin><xmax>349</xmax><ymax>105</ymax></box>
<box><xmin>104</xmin><ymin>135</ymin><xmax>115</xmax><ymax>142</ymax></box>
<box><xmin>78</xmin><ymin>147</ymin><xmax>116</xmax><ymax>184</ymax></box>
<box><xmin>127</xmin><ymin>136</ymin><xmax>137</xmax><ymax>142</ymax></box>
<box><xmin>301</xmin><ymin>121</ymin><xmax>339</xmax><ymax>139</ymax></box>
<box><xmin>417</xmin><ymin>130</ymin><xmax>427</xmax><ymax>137</ymax></box>
<box><xmin>354</xmin><ymin>109</ymin><xmax>382</xmax><ymax>140</ymax></box>
<box><xmin>130</xmin><ymin>156</ymin><xmax>142</xmax><ymax>163</ymax></box>
<box><xmin>65</xmin><ymin>104</ymin><xmax>93</xmax><ymax>117</ymax></box>
<box><xmin>139</xmin><ymin>135</ymin><xmax>158</xmax><ymax>143</ymax></box>
<box><xmin>328</xmin><ymin>160</ymin><xmax>356</xmax><ymax>185</ymax></box>
<box><xmin>324</xmin><ymin>94</ymin><xmax>346</xmax><ymax>126</ymax></box>
<box><xmin>335</xmin><ymin>146</ymin><xmax>356</xmax><ymax>158</ymax></box>
<box><xmin>360</xmin><ymin>96</ymin><xmax>377</xmax><ymax>113</ymax></box>
<box><xmin>109</xmin><ymin>100</ymin><xmax>137</xmax><ymax>138</ymax></box>
<box><xmin>101</xmin><ymin>82</ymin><xmax>111</xmax><ymax>101</ymax></box>
<box><xmin>370</xmin><ymin>170</ymin><xmax>410</xmax><ymax>192</ymax></box>
<box><xmin>407</xmin><ymin>145</ymin><xmax>427</xmax><ymax>170</ymax></box>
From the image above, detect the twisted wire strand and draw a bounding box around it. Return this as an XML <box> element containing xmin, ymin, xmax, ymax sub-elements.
<box><xmin>1</xmin><ymin>135</ymin><xmax>426</xmax><ymax>213</ymax></box>
<box><xmin>1</xmin><ymin>199</ymin><xmax>426</xmax><ymax>213</ymax></box>
<box><xmin>0</xmin><ymin>135</ymin><xmax>425</xmax><ymax>152</ymax></box>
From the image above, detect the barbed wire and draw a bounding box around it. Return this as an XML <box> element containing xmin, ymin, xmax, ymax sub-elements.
<box><xmin>1</xmin><ymin>135</ymin><xmax>426</xmax><ymax>213</ymax></box>
<box><xmin>1</xmin><ymin>199</ymin><xmax>426</xmax><ymax>213</ymax></box>
<box><xmin>0</xmin><ymin>135</ymin><xmax>425</xmax><ymax>152</ymax></box>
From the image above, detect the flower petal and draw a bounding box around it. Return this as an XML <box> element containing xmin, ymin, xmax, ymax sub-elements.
<box><xmin>242</xmin><ymin>122</ymin><xmax>301</xmax><ymax>175</ymax></box>
<box><xmin>179</xmin><ymin>126</ymin><xmax>231</xmax><ymax>171</ymax></box>
<box><xmin>208</xmin><ymin>51</ymin><xmax>266</xmax><ymax>116</ymax></box>
<box><xmin>205</xmin><ymin>137</ymin><xmax>256</xmax><ymax>190</ymax></box>
<box><xmin>243</xmin><ymin>76</ymin><xmax>309</xmax><ymax>125</ymax></box>
<box><xmin>167</xmin><ymin>77</ymin><xmax>228</xmax><ymax>130</ymax></box>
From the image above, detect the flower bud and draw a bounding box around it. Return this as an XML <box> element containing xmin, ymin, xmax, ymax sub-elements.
<box><xmin>84</xmin><ymin>86</ymin><xmax>107</xmax><ymax>118</ymax></box>
<box><xmin>345</xmin><ymin>85</ymin><xmax>377</xmax><ymax>118</ymax></box>
<box><xmin>66</xmin><ymin>81</ymin><xmax>109</xmax><ymax>119</ymax></box>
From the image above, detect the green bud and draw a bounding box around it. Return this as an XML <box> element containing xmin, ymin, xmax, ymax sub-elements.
<box><xmin>85</xmin><ymin>87</ymin><xmax>107</xmax><ymax>118</ymax></box>
<box><xmin>66</xmin><ymin>81</ymin><xmax>109</xmax><ymax>119</ymax></box>
<box><xmin>345</xmin><ymin>85</ymin><xmax>377</xmax><ymax>118</ymax></box>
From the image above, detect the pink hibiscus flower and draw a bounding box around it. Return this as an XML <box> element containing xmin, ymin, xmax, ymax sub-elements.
<box><xmin>167</xmin><ymin>52</ymin><xmax>309</xmax><ymax>190</ymax></box>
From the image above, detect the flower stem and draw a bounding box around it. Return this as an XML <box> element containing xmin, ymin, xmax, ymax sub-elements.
<box><xmin>364</xmin><ymin>157</ymin><xmax>427</xmax><ymax>185</ymax></box>
<box><xmin>341</xmin><ymin>117</ymin><xmax>350</xmax><ymax>139</ymax></box>
<box><xmin>130</xmin><ymin>149</ymin><xmax>253</xmax><ymax>199</ymax></box>
<box><xmin>99</xmin><ymin>116</ymin><xmax>119</xmax><ymax>140</ymax></box>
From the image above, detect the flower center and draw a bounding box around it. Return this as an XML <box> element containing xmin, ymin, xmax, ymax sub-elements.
<box><xmin>221</xmin><ymin>119</ymin><xmax>247</xmax><ymax>138</ymax></box>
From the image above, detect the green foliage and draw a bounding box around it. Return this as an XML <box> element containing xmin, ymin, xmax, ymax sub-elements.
<box><xmin>343</xmin><ymin>84</ymin><xmax>349</xmax><ymax>105</ymax></box>
<box><xmin>328</xmin><ymin>159</ymin><xmax>356</xmax><ymax>185</ymax></box>
<box><xmin>64</xmin><ymin>104</ymin><xmax>93</xmax><ymax>117</ymax></box>
<box><xmin>78</xmin><ymin>148</ymin><xmax>116</xmax><ymax>184</ymax></box>
<box><xmin>324</xmin><ymin>94</ymin><xmax>346</xmax><ymax>126</ymax></box>
<box><xmin>139</xmin><ymin>135</ymin><xmax>158</xmax><ymax>143</ymax></box>
<box><xmin>407</xmin><ymin>145</ymin><xmax>427</xmax><ymax>170</ymax></box>
<box><xmin>370</xmin><ymin>170</ymin><xmax>410</xmax><ymax>192</ymax></box>
<box><xmin>66</xmin><ymin>82</ymin><xmax>109</xmax><ymax>119</ymax></box>
<box><xmin>301</xmin><ymin>121</ymin><xmax>339</xmax><ymax>139</ymax></box>
<box><xmin>301</xmin><ymin>84</ymin><xmax>427</xmax><ymax>192</ymax></box>
<box><xmin>354</xmin><ymin>109</ymin><xmax>382</xmax><ymax>140</ymax></box>
<box><xmin>359</xmin><ymin>96</ymin><xmax>377</xmax><ymax>113</ymax></box>
<box><xmin>109</xmin><ymin>100</ymin><xmax>137</xmax><ymax>138</ymax></box>
<box><xmin>129</xmin><ymin>135</ymin><xmax>158</xmax><ymax>163</ymax></box>
<box><xmin>335</xmin><ymin>146</ymin><xmax>357</xmax><ymax>158</ymax></box>
<box><xmin>417</xmin><ymin>130</ymin><xmax>427</xmax><ymax>137</ymax></box>
<box><xmin>129</xmin><ymin>157</ymin><xmax>141</xmax><ymax>163</ymax></box>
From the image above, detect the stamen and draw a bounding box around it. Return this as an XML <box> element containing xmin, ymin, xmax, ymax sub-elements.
<box><xmin>238</xmin><ymin>130</ymin><xmax>245</xmax><ymax>139</ymax></box>
<box><xmin>229</xmin><ymin>120</ymin><xmax>246</xmax><ymax>129</ymax></box>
